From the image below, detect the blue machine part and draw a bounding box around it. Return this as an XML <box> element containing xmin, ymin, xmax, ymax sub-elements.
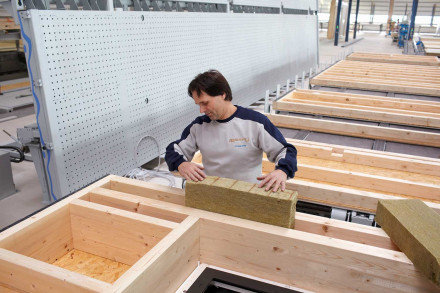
<box><xmin>398</xmin><ymin>23</ymin><xmax>409</xmax><ymax>48</ymax></box>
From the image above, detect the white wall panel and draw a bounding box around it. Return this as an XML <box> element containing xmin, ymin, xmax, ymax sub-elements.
<box><xmin>19</xmin><ymin>10</ymin><xmax>318</xmax><ymax>199</ymax></box>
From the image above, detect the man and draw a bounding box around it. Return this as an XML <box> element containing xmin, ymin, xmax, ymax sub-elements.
<box><xmin>165</xmin><ymin>70</ymin><xmax>297</xmax><ymax>192</ymax></box>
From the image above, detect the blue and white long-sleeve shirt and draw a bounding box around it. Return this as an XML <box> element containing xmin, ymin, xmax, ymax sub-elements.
<box><xmin>165</xmin><ymin>106</ymin><xmax>297</xmax><ymax>183</ymax></box>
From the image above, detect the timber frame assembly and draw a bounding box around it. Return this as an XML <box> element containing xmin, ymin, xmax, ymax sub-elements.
<box><xmin>310</xmin><ymin>60</ymin><xmax>440</xmax><ymax>96</ymax></box>
<box><xmin>1</xmin><ymin>173</ymin><xmax>439</xmax><ymax>292</ymax></box>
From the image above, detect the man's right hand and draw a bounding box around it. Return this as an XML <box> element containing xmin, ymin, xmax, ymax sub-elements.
<box><xmin>178</xmin><ymin>162</ymin><xmax>206</xmax><ymax>182</ymax></box>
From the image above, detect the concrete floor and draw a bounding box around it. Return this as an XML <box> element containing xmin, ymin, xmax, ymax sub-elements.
<box><xmin>0</xmin><ymin>30</ymin><xmax>433</xmax><ymax>230</ymax></box>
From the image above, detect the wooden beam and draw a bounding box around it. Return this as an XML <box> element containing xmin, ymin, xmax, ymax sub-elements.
<box><xmin>199</xmin><ymin>218</ymin><xmax>439</xmax><ymax>293</ymax></box>
<box><xmin>347</xmin><ymin>52</ymin><xmax>440</xmax><ymax>66</ymax></box>
<box><xmin>290</xmin><ymin>179</ymin><xmax>440</xmax><ymax>215</ymax></box>
<box><xmin>386</xmin><ymin>0</ymin><xmax>394</xmax><ymax>35</ymax></box>
<box><xmin>263</xmin><ymin>160</ymin><xmax>440</xmax><ymax>202</ymax></box>
<box><xmin>287</xmin><ymin>89</ymin><xmax>440</xmax><ymax>114</ymax></box>
<box><xmin>85</xmin><ymin>190</ymin><xmax>188</xmax><ymax>223</ymax></box>
<box><xmin>267</xmin><ymin>113</ymin><xmax>440</xmax><ymax>147</ymax></box>
<box><xmin>273</xmin><ymin>100</ymin><xmax>440</xmax><ymax>129</ymax></box>
<box><xmin>287</xmin><ymin>138</ymin><xmax>440</xmax><ymax>177</ymax></box>
<box><xmin>70</xmin><ymin>199</ymin><xmax>175</xmax><ymax>266</ymax></box>
<box><xmin>327</xmin><ymin>0</ymin><xmax>337</xmax><ymax>39</ymax></box>
<box><xmin>110</xmin><ymin>177</ymin><xmax>185</xmax><ymax>205</ymax></box>
<box><xmin>87</xmin><ymin>186</ymin><xmax>399</xmax><ymax>251</ymax></box>
<box><xmin>112</xmin><ymin>216</ymin><xmax>200</xmax><ymax>293</ymax></box>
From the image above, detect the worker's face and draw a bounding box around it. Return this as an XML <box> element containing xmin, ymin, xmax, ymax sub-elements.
<box><xmin>192</xmin><ymin>90</ymin><xmax>227</xmax><ymax>120</ymax></box>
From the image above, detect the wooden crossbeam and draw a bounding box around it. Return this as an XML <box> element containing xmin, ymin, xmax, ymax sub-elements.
<box><xmin>346</xmin><ymin>52</ymin><xmax>440</xmax><ymax>66</ymax></box>
<box><xmin>267</xmin><ymin>113</ymin><xmax>440</xmax><ymax>147</ymax></box>
<box><xmin>273</xmin><ymin>90</ymin><xmax>440</xmax><ymax>129</ymax></box>
<box><xmin>262</xmin><ymin>160</ymin><xmax>440</xmax><ymax>202</ymax></box>
<box><xmin>289</xmin><ymin>89</ymin><xmax>440</xmax><ymax>113</ymax></box>
<box><xmin>92</xmin><ymin>179</ymin><xmax>399</xmax><ymax>250</ymax></box>
<box><xmin>311</xmin><ymin>60</ymin><xmax>440</xmax><ymax>96</ymax></box>
<box><xmin>286</xmin><ymin>138</ymin><xmax>440</xmax><ymax>177</ymax></box>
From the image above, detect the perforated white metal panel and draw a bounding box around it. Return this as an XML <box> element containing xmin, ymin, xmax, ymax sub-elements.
<box><xmin>19</xmin><ymin>9</ymin><xmax>318</xmax><ymax>199</ymax></box>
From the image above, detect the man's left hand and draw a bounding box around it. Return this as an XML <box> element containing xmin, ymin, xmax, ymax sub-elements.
<box><xmin>257</xmin><ymin>170</ymin><xmax>288</xmax><ymax>192</ymax></box>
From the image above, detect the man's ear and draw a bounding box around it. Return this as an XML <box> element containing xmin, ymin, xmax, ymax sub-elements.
<box><xmin>222</xmin><ymin>93</ymin><xmax>226</xmax><ymax>100</ymax></box>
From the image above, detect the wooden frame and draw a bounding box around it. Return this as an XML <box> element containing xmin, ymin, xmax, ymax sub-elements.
<box><xmin>310</xmin><ymin>60</ymin><xmax>440</xmax><ymax>96</ymax></box>
<box><xmin>1</xmin><ymin>175</ymin><xmax>439</xmax><ymax>292</ymax></box>
<box><xmin>192</xmin><ymin>139</ymin><xmax>440</xmax><ymax>214</ymax></box>
<box><xmin>346</xmin><ymin>52</ymin><xmax>440</xmax><ymax>66</ymax></box>
<box><xmin>272</xmin><ymin>89</ymin><xmax>440</xmax><ymax>129</ymax></box>
<box><xmin>266</xmin><ymin>112</ymin><xmax>440</xmax><ymax>147</ymax></box>
<box><xmin>421</xmin><ymin>38</ymin><xmax>440</xmax><ymax>56</ymax></box>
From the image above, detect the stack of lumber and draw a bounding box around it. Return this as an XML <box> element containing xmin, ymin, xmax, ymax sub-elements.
<box><xmin>272</xmin><ymin>89</ymin><xmax>440</xmax><ymax>129</ymax></box>
<box><xmin>0</xmin><ymin>17</ymin><xmax>19</xmax><ymax>31</ymax></box>
<box><xmin>1</xmin><ymin>174</ymin><xmax>439</xmax><ymax>292</ymax></box>
<box><xmin>346</xmin><ymin>52</ymin><xmax>440</xmax><ymax>66</ymax></box>
<box><xmin>310</xmin><ymin>60</ymin><xmax>440</xmax><ymax>96</ymax></box>
<box><xmin>0</xmin><ymin>41</ymin><xmax>17</xmax><ymax>52</ymax></box>
<box><xmin>192</xmin><ymin>139</ymin><xmax>440</xmax><ymax>215</ymax></box>
<box><xmin>421</xmin><ymin>37</ymin><xmax>440</xmax><ymax>56</ymax></box>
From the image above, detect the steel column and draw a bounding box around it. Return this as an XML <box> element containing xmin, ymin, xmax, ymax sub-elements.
<box><xmin>345</xmin><ymin>0</ymin><xmax>353</xmax><ymax>42</ymax></box>
<box><xmin>353</xmin><ymin>0</ymin><xmax>360</xmax><ymax>39</ymax></box>
<box><xmin>409</xmin><ymin>0</ymin><xmax>419</xmax><ymax>40</ymax></box>
<box><xmin>334</xmin><ymin>0</ymin><xmax>343</xmax><ymax>46</ymax></box>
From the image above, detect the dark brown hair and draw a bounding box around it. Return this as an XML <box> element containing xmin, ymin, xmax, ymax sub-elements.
<box><xmin>188</xmin><ymin>70</ymin><xmax>232</xmax><ymax>101</ymax></box>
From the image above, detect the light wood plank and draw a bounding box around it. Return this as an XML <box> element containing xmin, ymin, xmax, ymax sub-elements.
<box><xmin>291</xmin><ymin>89</ymin><xmax>440</xmax><ymax>113</ymax></box>
<box><xmin>267</xmin><ymin>113</ymin><xmax>440</xmax><ymax>147</ymax></box>
<box><xmin>112</xmin><ymin>216</ymin><xmax>200</xmax><ymax>293</ymax></box>
<box><xmin>263</xmin><ymin>160</ymin><xmax>440</xmax><ymax>201</ymax></box>
<box><xmin>199</xmin><ymin>218</ymin><xmax>439</xmax><ymax>293</ymax></box>
<box><xmin>288</xmin><ymin>139</ymin><xmax>440</xmax><ymax>177</ymax></box>
<box><xmin>274</xmin><ymin>100</ymin><xmax>440</xmax><ymax>128</ymax></box>
<box><xmin>110</xmin><ymin>177</ymin><xmax>185</xmax><ymax>205</ymax></box>
<box><xmin>84</xmin><ymin>191</ymin><xmax>187</xmax><ymax>223</ymax></box>
<box><xmin>70</xmin><ymin>199</ymin><xmax>175</xmax><ymax>266</ymax></box>
<box><xmin>347</xmin><ymin>53</ymin><xmax>440</xmax><ymax>66</ymax></box>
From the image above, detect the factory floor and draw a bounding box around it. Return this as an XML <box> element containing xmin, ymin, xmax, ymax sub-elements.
<box><xmin>0</xmin><ymin>30</ymin><xmax>429</xmax><ymax>230</ymax></box>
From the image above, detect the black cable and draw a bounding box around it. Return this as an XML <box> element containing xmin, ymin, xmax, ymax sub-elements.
<box><xmin>0</xmin><ymin>145</ymin><xmax>25</xmax><ymax>163</ymax></box>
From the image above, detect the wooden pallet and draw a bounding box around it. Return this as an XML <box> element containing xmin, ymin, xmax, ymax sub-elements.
<box><xmin>193</xmin><ymin>139</ymin><xmax>440</xmax><ymax>214</ymax></box>
<box><xmin>272</xmin><ymin>89</ymin><xmax>440</xmax><ymax>128</ymax></box>
<box><xmin>310</xmin><ymin>60</ymin><xmax>440</xmax><ymax>97</ymax></box>
<box><xmin>1</xmin><ymin>175</ymin><xmax>439</xmax><ymax>292</ymax></box>
<box><xmin>346</xmin><ymin>52</ymin><xmax>440</xmax><ymax>66</ymax></box>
